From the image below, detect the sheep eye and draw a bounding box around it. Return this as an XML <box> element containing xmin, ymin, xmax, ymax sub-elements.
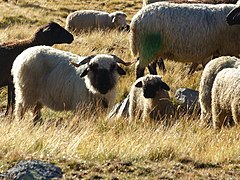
<box><xmin>89</xmin><ymin>63</ymin><xmax>98</xmax><ymax>71</ymax></box>
<box><xmin>110</xmin><ymin>64</ymin><xmax>116</xmax><ymax>72</ymax></box>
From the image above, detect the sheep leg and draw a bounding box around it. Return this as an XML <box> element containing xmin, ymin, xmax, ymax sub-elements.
<box><xmin>157</xmin><ymin>58</ymin><xmax>166</xmax><ymax>73</ymax></box>
<box><xmin>188</xmin><ymin>63</ymin><xmax>198</xmax><ymax>74</ymax></box>
<box><xmin>5</xmin><ymin>83</ymin><xmax>15</xmax><ymax>116</ymax></box>
<box><xmin>15</xmin><ymin>102</ymin><xmax>26</xmax><ymax>120</ymax></box>
<box><xmin>136</xmin><ymin>65</ymin><xmax>145</xmax><ymax>79</ymax></box>
<box><xmin>148</xmin><ymin>62</ymin><xmax>157</xmax><ymax>75</ymax></box>
<box><xmin>212</xmin><ymin>108</ymin><xmax>227</xmax><ymax>130</ymax></box>
<box><xmin>32</xmin><ymin>102</ymin><xmax>42</xmax><ymax>125</ymax></box>
<box><xmin>231</xmin><ymin>104</ymin><xmax>240</xmax><ymax>126</ymax></box>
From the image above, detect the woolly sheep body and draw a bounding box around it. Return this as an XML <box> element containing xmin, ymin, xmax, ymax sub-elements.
<box><xmin>65</xmin><ymin>10</ymin><xmax>127</xmax><ymax>32</ymax></box>
<box><xmin>211</xmin><ymin>68</ymin><xmax>240</xmax><ymax>129</ymax></box>
<box><xmin>130</xmin><ymin>2</ymin><xmax>240</xmax><ymax>70</ymax></box>
<box><xmin>128</xmin><ymin>74</ymin><xmax>174</xmax><ymax>121</ymax></box>
<box><xmin>12</xmin><ymin>46</ymin><xmax>127</xmax><ymax>122</ymax></box>
<box><xmin>199</xmin><ymin>56</ymin><xmax>240</xmax><ymax>123</ymax></box>
<box><xmin>0</xmin><ymin>22</ymin><xmax>74</xmax><ymax>115</ymax></box>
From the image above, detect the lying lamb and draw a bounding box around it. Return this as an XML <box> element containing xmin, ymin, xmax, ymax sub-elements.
<box><xmin>11</xmin><ymin>46</ymin><xmax>131</xmax><ymax>123</ymax></box>
<box><xmin>129</xmin><ymin>74</ymin><xmax>175</xmax><ymax>122</ymax></box>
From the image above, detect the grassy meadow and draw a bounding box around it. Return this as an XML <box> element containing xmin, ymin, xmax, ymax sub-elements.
<box><xmin>0</xmin><ymin>0</ymin><xmax>240</xmax><ymax>178</ymax></box>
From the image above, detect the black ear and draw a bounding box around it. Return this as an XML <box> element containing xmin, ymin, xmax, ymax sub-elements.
<box><xmin>159</xmin><ymin>81</ymin><xmax>170</xmax><ymax>91</ymax></box>
<box><xmin>226</xmin><ymin>7</ymin><xmax>240</xmax><ymax>25</ymax></box>
<box><xmin>117</xmin><ymin>66</ymin><xmax>126</xmax><ymax>75</ymax></box>
<box><xmin>80</xmin><ymin>67</ymin><xmax>89</xmax><ymax>77</ymax></box>
<box><xmin>135</xmin><ymin>81</ymin><xmax>143</xmax><ymax>88</ymax></box>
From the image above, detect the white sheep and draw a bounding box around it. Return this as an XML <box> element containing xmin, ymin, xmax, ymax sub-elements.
<box><xmin>130</xmin><ymin>1</ymin><xmax>240</xmax><ymax>77</ymax></box>
<box><xmin>199</xmin><ymin>56</ymin><xmax>240</xmax><ymax>124</ymax></box>
<box><xmin>128</xmin><ymin>74</ymin><xmax>175</xmax><ymax>122</ymax></box>
<box><xmin>65</xmin><ymin>10</ymin><xmax>127</xmax><ymax>32</ymax></box>
<box><xmin>0</xmin><ymin>22</ymin><xmax>74</xmax><ymax>115</ymax></box>
<box><xmin>211</xmin><ymin>67</ymin><xmax>240</xmax><ymax>129</ymax></box>
<box><xmin>11</xmin><ymin>46</ymin><xmax>130</xmax><ymax>123</ymax></box>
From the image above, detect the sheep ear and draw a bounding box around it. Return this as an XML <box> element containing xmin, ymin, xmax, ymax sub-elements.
<box><xmin>111</xmin><ymin>54</ymin><xmax>134</xmax><ymax>66</ymax></box>
<box><xmin>135</xmin><ymin>81</ymin><xmax>143</xmax><ymax>88</ymax></box>
<box><xmin>80</xmin><ymin>67</ymin><xmax>89</xmax><ymax>77</ymax></box>
<box><xmin>159</xmin><ymin>81</ymin><xmax>170</xmax><ymax>91</ymax></box>
<box><xmin>42</xmin><ymin>26</ymin><xmax>51</xmax><ymax>32</ymax></box>
<box><xmin>117</xmin><ymin>66</ymin><xmax>126</xmax><ymax>75</ymax></box>
<box><xmin>71</xmin><ymin>55</ymin><xmax>96</xmax><ymax>67</ymax></box>
<box><xmin>226</xmin><ymin>7</ymin><xmax>240</xmax><ymax>25</ymax></box>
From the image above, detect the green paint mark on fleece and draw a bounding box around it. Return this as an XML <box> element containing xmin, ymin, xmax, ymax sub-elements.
<box><xmin>139</xmin><ymin>33</ymin><xmax>162</xmax><ymax>68</ymax></box>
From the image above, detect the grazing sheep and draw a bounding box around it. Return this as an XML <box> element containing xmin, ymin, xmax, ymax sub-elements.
<box><xmin>129</xmin><ymin>74</ymin><xmax>175</xmax><ymax>122</ymax></box>
<box><xmin>65</xmin><ymin>10</ymin><xmax>128</xmax><ymax>32</ymax></box>
<box><xmin>12</xmin><ymin>46</ymin><xmax>130</xmax><ymax>123</ymax></box>
<box><xmin>211</xmin><ymin>68</ymin><xmax>240</xmax><ymax>129</ymax></box>
<box><xmin>0</xmin><ymin>22</ymin><xmax>74</xmax><ymax>115</ymax></box>
<box><xmin>199</xmin><ymin>56</ymin><xmax>240</xmax><ymax>124</ymax></box>
<box><xmin>130</xmin><ymin>1</ymin><xmax>240</xmax><ymax>77</ymax></box>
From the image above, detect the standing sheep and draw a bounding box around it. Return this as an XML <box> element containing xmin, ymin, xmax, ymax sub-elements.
<box><xmin>12</xmin><ymin>46</ymin><xmax>130</xmax><ymax>123</ymax></box>
<box><xmin>65</xmin><ymin>10</ymin><xmax>128</xmax><ymax>32</ymax></box>
<box><xmin>211</xmin><ymin>68</ymin><xmax>240</xmax><ymax>129</ymax></box>
<box><xmin>129</xmin><ymin>74</ymin><xmax>175</xmax><ymax>122</ymax></box>
<box><xmin>130</xmin><ymin>2</ymin><xmax>240</xmax><ymax>77</ymax></box>
<box><xmin>199</xmin><ymin>56</ymin><xmax>240</xmax><ymax>124</ymax></box>
<box><xmin>0</xmin><ymin>22</ymin><xmax>74</xmax><ymax>115</ymax></box>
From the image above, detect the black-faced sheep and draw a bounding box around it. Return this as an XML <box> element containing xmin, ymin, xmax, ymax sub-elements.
<box><xmin>0</xmin><ymin>22</ymin><xmax>74</xmax><ymax>115</ymax></box>
<box><xmin>128</xmin><ymin>74</ymin><xmax>175</xmax><ymax>122</ymax></box>
<box><xmin>65</xmin><ymin>10</ymin><xmax>128</xmax><ymax>33</ymax></box>
<box><xmin>11</xmin><ymin>46</ymin><xmax>131</xmax><ymax>123</ymax></box>
<box><xmin>130</xmin><ymin>1</ymin><xmax>240</xmax><ymax>77</ymax></box>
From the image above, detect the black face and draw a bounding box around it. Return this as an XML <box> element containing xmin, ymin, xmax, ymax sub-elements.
<box><xmin>143</xmin><ymin>82</ymin><xmax>159</xmax><ymax>99</ymax></box>
<box><xmin>90</xmin><ymin>67</ymin><xmax>115</xmax><ymax>95</ymax></box>
<box><xmin>36</xmin><ymin>22</ymin><xmax>74</xmax><ymax>46</ymax></box>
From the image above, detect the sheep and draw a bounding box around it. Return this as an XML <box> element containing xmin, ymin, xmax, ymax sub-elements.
<box><xmin>65</xmin><ymin>10</ymin><xmax>128</xmax><ymax>33</ymax></box>
<box><xmin>130</xmin><ymin>1</ymin><xmax>240</xmax><ymax>77</ymax></box>
<box><xmin>0</xmin><ymin>22</ymin><xmax>74</xmax><ymax>116</ymax></box>
<box><xmin>11</xmin><ymin>46</ymin><xmax>130</xmax><ymax>123</ymax></box>
<box><xmin>199</xmin><ymin>56</ymin><xmax>240</xmax><ymax>125</ymax></box>
<box><xmin>128</xmin><ymin>74</ymin><xmax>175</xmax><ymax>122</ymax></box>
<box><xmin>211</xmin><ymin>67</ymin><xmax>240</xmax><ymax>129</ymax></box>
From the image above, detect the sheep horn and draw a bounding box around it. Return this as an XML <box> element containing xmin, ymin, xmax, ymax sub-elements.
<box><xmin>111</xmin><ymin>54</ymin><xmax>134</xmax><ymax>66</ymax></box>
<box><xmin>226</xmin><ymin>7</ymin><xmax>240</xmax><ymax>25</ymax></box>
<box><xmin>72</xmin><ymin>55</ymin><xmax>96</xmax><ymax>67</ymax></box>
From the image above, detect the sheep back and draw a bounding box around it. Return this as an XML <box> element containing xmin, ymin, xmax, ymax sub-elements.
<box><xmin>211</xmin><ymin>68</ymin><xmax>240</xmax><ymax>129</ymax></box>
<box><xmin>199</xmin><ymin>56</ymin><xmax>240</xmax><ymax>122</ymax></box>
<box><xmin>130</xmin><ymin>2</ymin><xmax>240</xmax><ymax>68</ymax></box>
<box><xmin>66</xmin><ymin>10</ymin><xmax>114</xmax><ymax>32</ymax></box>
<box><xmin>12</xmin><ymin>46</ymin><xmax>89</xmax><ymax>111</ymax></box>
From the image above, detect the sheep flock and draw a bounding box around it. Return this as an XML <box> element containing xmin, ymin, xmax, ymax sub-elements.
<box><xmin>1</xmin><ymin>0</ymin><xmax>240</xmax><ymax>130</ymax></box>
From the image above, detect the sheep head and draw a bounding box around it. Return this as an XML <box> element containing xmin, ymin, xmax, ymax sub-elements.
<box><xmin>34</xmin><ymin>22</ymin><xmax>74</xmax><ymax>46</ymax></box>
<box><xmin>72</xmin><ymin>54</ymin><xmax>131</xmax><ymax>95</ymax></box>
<box><xmin>135</xmin><ymin>75</ymin><xmax>170</xmax><ymax>98</ymax></box>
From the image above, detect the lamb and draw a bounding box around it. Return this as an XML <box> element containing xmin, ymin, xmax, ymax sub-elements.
<box><xmin>0</xmin><ymin>22</ymin><xmax>74</xmax><ymax>115</ymax></box>
<box><xmin>199</xmin><ymin>56</ymin><xmax>240</xmax><ymax>124</ymax></box>
<box><xmin>211</xmin><ymin>68</ymin><xmax>240</xmax><ymax>129</ymax></box>
<box><xmin>11</xmin><ymin>46</ymin><xmax>130</xmax><ymax>123</ymax></box>
<box><xmin>130</xmin><ymin>1</ymin><xmax>240</xmax><ymax>77</ymax></box>
<box><xmin>65</xmin><ymin>10</ymin><xmax>128</xmax><ymax>32</ymax></box>
<box><xmin>128</xmin><ymin>74</ymin><xmax>175</xmax><ymax>122</ymax></box>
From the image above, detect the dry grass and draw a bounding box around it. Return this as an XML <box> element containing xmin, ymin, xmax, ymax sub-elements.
<box><xmin>0</xmin><ymin>0</ymin><xmax>240</xmax><ymax>178</ymax></box>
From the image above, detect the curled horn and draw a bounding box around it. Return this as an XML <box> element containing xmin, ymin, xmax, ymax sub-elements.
<box><xmin>70</xmin><ymin>55</ymin><xmax>96</xmax><ymax>67</ymax></box>
<box><xmin>111</xmin><ymin>54</ymin><xmax>134</xmax><ymax>66</ymax></box>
